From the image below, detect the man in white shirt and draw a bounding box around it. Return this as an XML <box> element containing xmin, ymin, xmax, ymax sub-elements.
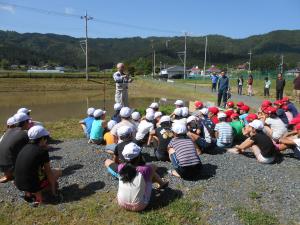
<box><xmin>113</xmin><ymin>63</ymin><xmax>132</xmax><ymax>106</ymax></box>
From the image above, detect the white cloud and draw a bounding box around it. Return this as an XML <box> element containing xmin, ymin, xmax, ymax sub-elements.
<box><xmin>0</xmin><ymin>4</ymin><xmax>15</xmax><ymax>14</ymax></box>
<box><xmin>64</xmin><ymin>7</ymin><xmax>74</xmax><ymax>15</ymax></box>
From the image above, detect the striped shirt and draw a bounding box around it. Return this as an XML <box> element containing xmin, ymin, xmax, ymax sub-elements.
<box><xmin>168</xmin><ymin>136</ymin><xmax>200</xmax><ymax>167</ymax></box>
<box><xmin>214</xmin><ymin>122</ymin><xmax>233</xmax><ymax>144</ymax></box>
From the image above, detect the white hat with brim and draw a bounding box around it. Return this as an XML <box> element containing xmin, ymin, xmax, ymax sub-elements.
<box><xmin>217</xmin><ymin>112</ymin><xmax>227</xmax><ymax>119</ymax></box>
<box><xmin>172</xmin><ymin>122</ymin><xmax>187</xmax><ymax>134</ymax></box>
<box><xmin>93</xmin><ymin>109</ymin><xmax>106</xmax><ymax>118</ymax></box>
<box><xmin>122</xmin><ymin>142</ymin><xmax>141</xmax><ymax>161</ymax></box>
<box><xmin>146</xmin><ymin>112</ymin><xmax>155</xmax><ymax>121</ymax></box>
<box><xmin>107</xmin><ymin>120</ymin><xmax>117</xmax><ymax>131</ymax></box>
<box><xmin>160</xmin><ymin>115</ymin><xmax>171</xmax><ymax>124</ymax></box>
<box><xmin>187</xmin><ymin>115</ymin><xmax>197</xmax><ymax>124</ymax></box>
<box><xmin>7</xmin><ymin>117</ymin><xmax>16</xmax><ymax>126</ymax></box>
<box><xmin>28</xmin><ymin>125</ymin><xmax>50</xmax><ymax>140</ymax></box>
<box><xmin>131</xmin><ymin>111</ymin><xmax>141</xmax><ymax>121</ymax></box>
<box><xmin>13</xmin><ymin>113</ymin><xmax>30</xmax><ymax>123</ymax></box>
<box><xmin>154</xmin><ymin>111</ymin><xmax>162</xmax><ymax>119</ymax></box>
<box><xmin>114</xmin><ymin>103</ymin><xmax>122</xmax><ymax>111</ymax></box>
<box><xmin>249</xmin><ymin>119</ymin><xmax>264</xmax><ymax>130</ymax></box>
<box><xmin>149</xmin><ymin>102</ymin><xmax>159</xmax><ymax>109</ymax></box>
<box><xmin>117</xmin><ymin>125</ymin><xmax>133</xmax><ymax>137</ymax></box>
<box><xmin>173</xmin><ymin>108</ymin><xmax>182</xmax><ymax>116</ymax></box>
<box><xmin>120</xmin><ymin>107</ymin><xmax>132</xmax><ymax>118</ymax></box>
<box><xmin>17</xmin><ymin>108</ymin><xmax>31</xmax><ymax>114</ymax></box>
<box><xmin>146</xmin><ymin>108</ymin><xmax>154</xmax><ymax>114</ymax></box>
<box><xmin>87</xmin><ymin>107</ymin><xmax>95</xmax><ymax>116</ymax></box>
<box><xmin>174</xmin><ymin>100</ymin><xmax>184</xmax><ymax>106</ymax></box>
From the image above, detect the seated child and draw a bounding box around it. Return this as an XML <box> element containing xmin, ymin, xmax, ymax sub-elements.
<box><xmin>89</xmin><ymin>109</ymin><xmax>107</xmax><ymax>145</ymax></box>
<box><xmin>112</xmin><ymin>103</ymin><xmax>122</xmax><ymax>123</ymax></box>
<box><xmin>167</xmin><ymin>123</ymin><xmax>202</xmax><ymax>179</ymax></box>
<box><xmin>79</xmin><ymin>107</ymin><xmax>95</xmax><ymax>138</ymax></box>
<box><xmin>14</xmin><ymin>126</ymin><xmax>61</xmax><ymax>206</ymax></box>
<box><xmin>104</xmin><ymin>120</ymin><xmax>117</xmax><ymax>153</ymax></box>
<box><xmin>135</xmin><ymin>112</ymin><xmax>155</xmax><ymax>146</ymax></box>
<box><xmin>229</xmin><ymin>113</ymin><xmax>244</xmax><ymax>143</ymax></box>
<box><xmin>228</xmin><ymin>120</ymin><xmax>277</xmax><ymax>164</ymax></box>
<box><xmin>131</xmin><ymin>111</ymin><xmax>141</xmax><ymax>128</ymax></box>
<box><xmin>214</xmin><ymin>112</ymin><xmax>233</xmax><ymax>148</ymax></box>
<box><xmin>117</xmin><ymin>142</ymin><xmax>168</xmax><ymax>212</ymax></box>
<box><xmin>239</xmin><ymin>105</ymin><xmax>250</xmax><ymax>125</ymax></box>
<box><xmin>278</xmin><ymin>123</ymin><xmax>300</xmax><ymax>159</ymax></box>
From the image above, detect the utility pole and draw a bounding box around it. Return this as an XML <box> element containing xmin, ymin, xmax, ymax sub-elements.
<box><xmin>81</xmin><ymin>11</ymin><xmax>93</xmax><ymax>81</ymax></box>
<box><xmin>151</xmin><ymin>40</ymin><xmax>155</xmax><ymax>78</ymax></box>
<box><xmin>248</xmin><ymin>50</ymin><xmax>252</xmax><ymax>72</ymax></box>
<box><xmin>203</xmin><ymin>36</ymin><xmax>208</xmax><ymax>75</ymax></box>
<box><xmin>280</xmin><ymin>54</ymin><xmax>284</xmax><ymax>74</ymax></box>
<box><xmin>184</xmin><ymin>32</ymin><xmax>187</xmax><ymax>80</ymax></box>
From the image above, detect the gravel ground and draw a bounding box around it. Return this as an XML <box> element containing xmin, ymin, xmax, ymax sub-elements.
<box><xmin>0</xmin><ymin>139</ymin><xmax>299</xmax><ymax>224</ymax></box>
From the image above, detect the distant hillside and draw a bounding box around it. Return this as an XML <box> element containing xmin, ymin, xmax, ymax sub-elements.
<box><xmin>0</xmin><ymin>30</ymin><xmax>299</xmax><ymax>72</ymax></box>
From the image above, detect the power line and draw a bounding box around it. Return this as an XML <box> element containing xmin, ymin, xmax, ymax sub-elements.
<box><xmin>0</xmin><ymin>1</ymin><xmax>181</xmax><ymax>35</ymax></box>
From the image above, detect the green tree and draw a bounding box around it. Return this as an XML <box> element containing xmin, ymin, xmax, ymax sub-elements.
<box><xmin>1</xmin><ymin>59</ymin><xmax>10</xmax><ymax>69</ymax></box>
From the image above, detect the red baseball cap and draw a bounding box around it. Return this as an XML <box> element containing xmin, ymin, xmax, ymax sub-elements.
<box><xmin>240</xmin><ymin>105</ymin><xmax>250</xmax><ymax>112</ymax></box>
<box><xmin>236</xmin><ymin>102</ymin><xmax>244</xmax><ymax>107</ymax></box>
<box><xmin>261</xmin><ymin>100</ymin><xmax>272</xmax><ymax>107</ymax></box>
<box><xmin>208</xmin><ymin>106</ymin><xmax>219</xmax><ymax>115</ymax></box>
<box><xmin>194</xmin><ymin>101</ymin><xmax>203</xmax><ymax>109</ymax></box>
<box><xmin>264</xmin><ymin>106</ymin><xmax>277</xmax><ymax>114</ymax></box>
<box><xmin>230</xmin><ymin>113</ymin><xmax>240</xmax><ymax>119</ymax></box>
<box><xmin>246</xmin><ymin>113</ymin><xmax>258</xmax><ymax>122</ymax></box>
<box><xmin>225</xmin><ymin>109</ymin><xmax>234</xmax><ymax>117</ymax></box>
<box><xmin>282</xmin><ymin>105</ymin><xmax>289</xmax><ymax>111</ymax></box>
<box><xmin>227</xmin><ymin>101</ymin><xmax>235</xmax><ymax>108</ymax></box>
<box><xmin>289</xmin><ymin>117</ymin><xmax>300</xmax><ymax>125</ymax></box>
<box><xmin>295</xmin><ymin>123</ymin><xmax>300</xmax><ymax>131</ymax></box>
<box><xmin>282</xmin><ymin>97</ymin><xmax>289</xmax><ymax>102</ymax></box>
<box><xmin>274</xmin><ymin>100</ymin><xmax>283</xmax><ymax>106</ymax></box>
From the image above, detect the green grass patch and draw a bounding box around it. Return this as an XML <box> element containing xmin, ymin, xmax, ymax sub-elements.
<box><xmin>234</xmin><ymin>206</ymin><xmax>279</xmax><ymax>225</ymax></box>
<box><xmin>248</xmin><ymin>191</ymin><xmax>262</xmax><ymax>200</ymax></box>
<box><xmin>135</xmin><ymin>104</ymin><xmax>174</xmax><ymax>116</ymax></box>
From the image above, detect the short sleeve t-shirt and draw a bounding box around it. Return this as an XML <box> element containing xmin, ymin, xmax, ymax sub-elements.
<box><xmin>90</xmin><ymin>119</ymin><xmax>104</xmax><ymax>140</ymax></box>
<box><xmin>214</xmin><ymin>122</ymin><xmax>233</xmax><ymax>144</ymax></box>
<box><xmin>239</xmin><ymin>113</ymin><xmax>249</xmax><ymax>125</ymax></box>
<box><xmin>104</xmin><ymin>132</ymin><xmax>115</xmax><ymax>145</ymax></box>
<box><xmin>0</xmin><ymin>127</ymin><xmax>29</xmax><ymax>167</ymax></box>
<box><xmin>265</xmin><ymin>117</ymin><xmax>287</xmax><ymax>140</ymax></box>
<box><xmin>83</xmin><ymin>117</ymin><xmax>95</xmax><ymax>135</ymax></box>
<box><xmin>117</xmin><ymin>164</ymin><xmax>152</xmax><ymax>205</ymax></box>
<box><xmin>230</xmin><ymin>120</ymin><xmax>244</xmax><ymax>141</ymax></box>
<box><xmin>250</xmin><ymin>131</ymin><xmax>276</xmax><ymax>158</ymax></box>
<box><xmin>14</xmin><ymin>143</ymin><xmax>50</xmax><ymax>193</ymax></box>
<box><xmin>110</xmin><ymin>120</ymin><xmax>137</xmax><ymax>142</ymax></box>
<box><xmin>155</xmin><ymin>127</ymin><xmax>173</xmax><ymax>153</ymax></box>
<box><xmin>135</xmin><ymin>120</ymin><xmax>154</xmax><ymax>141</ymax></box>
<box><xmin>168</xmin><ymin>136</ymin><xmax>201</xmax><ymax>167</ymax></box>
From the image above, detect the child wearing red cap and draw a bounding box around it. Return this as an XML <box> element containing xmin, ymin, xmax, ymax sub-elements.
<box><xmin>263</xmin><ymin>107</ymin><xmax>287</xmax><ymax>142</ymax></box>
<box><xmin>239</xmin><ymin>105</ymin><xmax>250</xmax><ymax>125</ymax></box>
<box><xmin>229</xmin><ymin>113</ymin><xmax>244</xmax><ymax>143</ymax></box>
<box><xmin>274</xmin><ymin>100</ymin><xmax>289</xmax><ymax>125</ymax></box>
<box><xmin>192</xmin><ymin>101</ymin><xmax>204</xmax><ymax>117</ymax></box>
<box><xmin>282</xmin><ymin>97</ymin><xmax>298</xmax><ymax>118</ymax></box>
<box><xmin>278</xmin><ymin>123</ymin><xmax>300</xmax><ymax>159</ymax></box>
<box><xmin>208</xmin><ymin>107</ymin><xmax>219</xmax><ymax>124</ymax></box>
<box><xmin>282</xmin><ymin>104</ymin><xmax>293</xmax><ymax>122</ymax></box>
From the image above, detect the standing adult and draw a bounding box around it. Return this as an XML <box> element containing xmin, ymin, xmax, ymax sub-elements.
<box><xmin>264</xmin><ymin>77</ymin><xmax>271</xmax><ymax>97</ymax></box>
<box><xmin>237</xmin><ymin>75</ymin><xmax>244</xmax><ymax>95</ymax></box>
<box><xmin>276</xmin><ymin>73</ymin><xmax>286</xmax><ymax>100</ymax></box>
<box><xmin>217</xmin><ymin>70</ymin><xmax>229</xmax><ymax>107</ymax></box>
<box><xmin>247</xmin><ymin>74</ymin><xmax>253</xmax><ymax>96</ymax></box>
<box><xmin>210</xmin><ymin>73</ymin><xmax>219</xmax><ymax>92</ymax></box>
<box><xmin>113</xmin><ymin>63</ymin><xmax>132</xmax><ymax>107</ymax></box>
<box><xmin>293</xmin><ymin>72</ymin><xmax>300</xmax><ymax>103</ymax></box>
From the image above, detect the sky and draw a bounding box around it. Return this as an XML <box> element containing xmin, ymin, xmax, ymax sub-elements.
<box><xmin>0</xmin><ymin>0</ymin><xmax>299</xmax><ymax>38</ymax></box>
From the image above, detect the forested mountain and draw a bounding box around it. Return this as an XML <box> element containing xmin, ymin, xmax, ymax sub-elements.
<box><xmin>0</xmin><ymin>30</ymin><xmax>299</xmax><ymax>73</ymax></box>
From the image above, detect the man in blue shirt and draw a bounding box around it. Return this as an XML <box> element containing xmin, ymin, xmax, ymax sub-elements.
<box><xmin>211</xmin><ymin>73</ymin><xmax>219</xmax><ymax>92</ymax></box>
<box><xmin>217</xmin><ymin>71</ymin><xmax>230</xmax><ymax>107</ymax></box>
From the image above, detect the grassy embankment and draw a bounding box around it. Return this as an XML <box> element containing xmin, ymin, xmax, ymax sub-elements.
<box><xmin>0</xmin><ymin>77</ymin><xmax>280</xmax><ymax>224</ymax></box>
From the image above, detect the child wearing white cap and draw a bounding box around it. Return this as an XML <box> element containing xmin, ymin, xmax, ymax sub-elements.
<box><xmin>0</xmin><ymin>117</ymin><xmax>16</xmax><ymax>143</ymax></box>
<box><xmin>89</xmin><ymin>109</ymin><xmax>107</xmax><ymax>145</ymax></box>
<box><xmin>110</xmin><ymin>107</ymin><xmax>137</xmax><ymax>143</ymax></box>
<box><xmin>149</xmin><ymin>102</ymin><xmax>159</xmax><ymax>112</ymax></box>
<box><xmin>112</xmin><ymin>103</ymin><xmax>122</xmax><ymax>123</ymax></box>
<box><xmin>105</xmin><ymin>126</ymin><xmax>138</xmax><ymax>178</ymax></box>
<box><xmin>149</xmin><ymin>115</ymin><xmax>174</xmax><ymax>161</ymax></box>
<box><xmin>214</xmin><ymin>112</ymin><xmax>233</xmax><ymax>148</ymax></box>
<box><xmin>0</xmin><ymin>113</ymin><xmax>30</xmax><ymax>183</ymax></box>
<box><xmin>79</xmin><ymin>107</ymin><xmax>95</xmax><ymax>139</ymax></box>
<box><xmin>135</xmin><ymin>111</ymin><xmax>155</xmax><ymax>146</ymax></box>
<box><xmin>167</xmin><ymin>122</ymin><xmax>202</xmax><ymax>179</ymax></box>
<box><xmin>131</xmin><ymin>111</ymin><xmax>141</xmax><ymax>128</ymax></box>
<box><xmin>228</xmin><ymin>120</ymin><xmax>276</xmax><ymax>164</ymax></box>
<box><xmin>117</xmin><ymin>142</ymin><xmax>168</xmax><ymax>211</ymax></box>
<box><xmin>14</xmin><ymin>126</ymin><xmax>61</xmax><ymax>206</ymax></box>
<box><xmin>174</xmin><ymin>100</ymin><xmax>184</xmax><ymax>108</ymax></box>
<box><xmin>154</xmin><ymin>111</ymin><xmax>163</xmax><ymax>128</ymax></box>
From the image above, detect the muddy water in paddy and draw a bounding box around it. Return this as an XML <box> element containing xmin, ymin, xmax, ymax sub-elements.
<box><xmin>0</xmin><ymin>89</ymin><xmax>157</xmax><ymax>123</ymax></box>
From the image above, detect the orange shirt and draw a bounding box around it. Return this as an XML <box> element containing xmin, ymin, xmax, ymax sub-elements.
<box><xmin>104</xmin><ymin>132</ymin><xmax>115</xmax><ymax>145</ymax></box>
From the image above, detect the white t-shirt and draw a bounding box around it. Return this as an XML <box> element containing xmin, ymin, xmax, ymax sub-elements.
<box><xmin>265</xmin><ymin>80</ymin><xmax>271</xmax><ymax>88</ymax></box>
<box><xmin>265</xmin><ymin>117</ymin><xmax>287</xmax><ymax>139</ymax></box>
<box><xmin>135</xmin><ymin>120</ymin><xmax>154</xmax><ymax>141</ymax></box>
<box><xmin>110</xmin><ymin>120</ymin><xmax>137</xmax><ymax>142</ymax></box>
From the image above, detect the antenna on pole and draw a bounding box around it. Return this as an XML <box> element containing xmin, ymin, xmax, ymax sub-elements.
<box><xmin>280</xmin><ymin>54</ymin><xmax>284</xmax><ymax>74</ymax></box>
<box><xmin>151</xmin><ymin>40</ymin><xmax>155</xmax><ymax>78</ymax></box>
<box><xmin>184</xmin><ymin>32</ymin><xmax>187</xmax><ymax>80</ymax></box>
<box><xmin>248</xmin><ymin>50</ymin><xmax>252</xmax><ymax>72</ymax></box>
<box><xmin>203</xmin><ymin>36</ymin><xmax>208</xmax><ymax>76</ymax></box>
<box><xmin>81</xmin><ymin>11</ymin><xmax>93</xmax><ymax>81</ymax></box>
